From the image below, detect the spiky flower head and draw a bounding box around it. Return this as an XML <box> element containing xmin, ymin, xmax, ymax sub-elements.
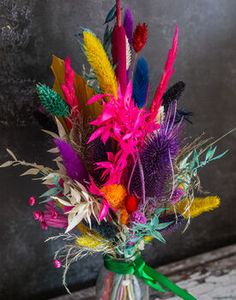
<box><xmin>36</xmin><ymin>84</ymin><xmax>69</xmax><ymax>117</ymax></box>
<box><xmin>131</xmin><ymin>104</ymin><xmax>181</xmax><ymax>201</ymax></box>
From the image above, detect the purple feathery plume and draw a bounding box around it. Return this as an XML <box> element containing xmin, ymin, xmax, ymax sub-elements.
<box><xmin>123</xmin><ymin>7</ymin><xmax>134</xmax><ymax>44</ymax></box>
<box><xmin>131</xmin><ymin>103</ymin><xmax>181</xmax><ymax>202</ymax></box>
<box><xmin>54</xmin><ymin>139</ymin><xmax>88</xmax><ymax>184</ymax></box>
<box><xmin>159</xmin><ymin>214</ymin><xmax>184</xmax><ymax>236</ymax></box>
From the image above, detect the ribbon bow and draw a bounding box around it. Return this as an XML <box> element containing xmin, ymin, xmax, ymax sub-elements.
<box><xmin>104</xmin><ymin>254</ymin><xmax>196</xmax><ymax>300</ymax></box>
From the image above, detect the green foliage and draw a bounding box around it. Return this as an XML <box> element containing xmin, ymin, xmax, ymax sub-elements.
<box><xmin>179</xmin><ymin>146</ymin><xmax>228</xmax><ymax>180</ymax></box>
<box><xmin>130</xmin><ymin>208</ymin><xmax>172</xmax><ymax>244</ymax></box>
<box><xmin>104</xmin><ymin>4</ymin><xmax>116</xmax><ymax>24</ymax></box>
<box><xmin>36</xmin><ymin>84</ymin><xmax>69</xmax><ymax>117</ymax></box>
<box><xmin>191</xmin><ymin>147</ymin><xmax>228</xmax><ymax>176</ymax></box>
<box><xmin>103</xmin><ymin>24</ymin><xmax>113</xmax><ymax>52</ymax></box>
<box><xmin>177</xmin><ymin>146</ymin><xmax>228</xmax><ymax>196</ymax></box>
<box><xmin>40</xmin><ymin>175</ymin><xmax>63</xmax><ymax>202</ymax></box>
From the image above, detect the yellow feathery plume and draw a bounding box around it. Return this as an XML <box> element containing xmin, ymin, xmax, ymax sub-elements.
<box><xmin>175</xmin><ymin>196</ymin><xmax>220</xmax><ymax>218</ymax></box>
<box><xmin>83</xmin><ymin>31</ymin><xmax>118</xmax><ymax>98</ymax></box>
<box><xmin>75</xmin><ymin>232</ymin><xmax>108</xmax><ymax>249</ymax></box>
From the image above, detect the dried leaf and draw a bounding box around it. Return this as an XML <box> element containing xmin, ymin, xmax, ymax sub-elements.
<box><xmin>0</xmin><ymin>161</ymin><xmax>14</xmax><ymax>168</ymax></box>
<box><xmin>42</xmin><ymin>129</ymin><xmax>60</xmax><ymax>139</ymax></box>
<box><xmin>55</xmin><ymin>117</ymin><xmax>68</xmax><ymax>140</ymax></box>
<box><xmin>47</xmin><ymin>147</ymin><xmax>59</xmax><ymax>153</ymax></box>
<box><xmin>20</xmin><ymin>168</ymin><xmax>40</xmax><ymax>176</ymax></box>
<box><xmin>6</xmin><ymin>149</ymin><xmax>17</xmax><ymax>160</ymax></box>
<box><xmin>66</xmin><ymin>203</ymin><xmax>87</xmax><ymax>232</ymax></box>
<box><xmin>53</xmin><ymin>196</ymin><xmax>72</xmax><ymax>207</ymax></box>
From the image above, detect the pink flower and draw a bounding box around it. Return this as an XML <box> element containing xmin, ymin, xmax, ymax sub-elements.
<box><xmin>28</xmin><ymin>196</ymin><xmax>36</xmax><ymax>206</ymax></box>
<box><xmin>53</xmin><ymin>259</ymin><xmax>62</xmax><ymax>268</ymax></box>
<box><xmin>33</xmin><ymin>202</ymin><xmax>68</xmax><ymax>230</ymax></box>
<box><xmin>88</xmin><ymin>82</ymin><xmax>159</xmax><ymax>184</ymax></box>
<box><xmin>88</xmin><ymin>176</ymin><xmax>114</xmax><ymax>221</ymax></box>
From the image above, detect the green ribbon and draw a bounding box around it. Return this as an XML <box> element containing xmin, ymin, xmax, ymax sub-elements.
<box><xmin>104</xmin><ymin>254</ymin><xmax>196</xmax><ymax>300</ymax></box>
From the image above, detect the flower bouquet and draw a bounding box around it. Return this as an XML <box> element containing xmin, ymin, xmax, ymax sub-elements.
<box><xmin>1</xmin><ymin>1</ymin><xmax>232</xmax><ymax>299</ymax></box>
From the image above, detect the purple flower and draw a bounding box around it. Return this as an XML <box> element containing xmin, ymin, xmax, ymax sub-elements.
<box><xmin>131</xmin><ymin>103</ymin><xmax>182</xmax><ymax>203</ymax></box>
<box><xmin>130</xmin><ymin>210</ymin><xmax>147</xmax><ymax>224</ymax></box>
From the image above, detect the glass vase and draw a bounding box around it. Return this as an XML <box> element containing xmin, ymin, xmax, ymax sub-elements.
<box><xmin>96</xmin><ymin>256</ymin><xmax>149</xmax><ymax>300</ymax></box>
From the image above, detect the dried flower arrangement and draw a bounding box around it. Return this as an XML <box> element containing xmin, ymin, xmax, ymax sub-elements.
<box><xmin>1</xmin><ymin>1</ymin><xmax>234</xmax><ymax>299</ymax></box>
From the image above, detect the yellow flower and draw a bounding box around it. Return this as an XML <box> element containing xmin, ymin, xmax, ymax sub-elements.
<box><xmin>144</xmin><ymin>236</ymin><xmax>153</xmax><ymax>243</ymax></box>
<box><xmin>175</xmin><ymin>196</ymin><xmax>220</xmax><ymax>218</ymax></box>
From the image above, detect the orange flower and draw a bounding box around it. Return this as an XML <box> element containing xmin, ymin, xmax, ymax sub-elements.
<box><xmin>100</xmin><ymin>184</ymin><xmax>127</xmax><ymax>209</ymax></box>
<box><xmin>120</xmin><ymin>208</ymin><xmax>129</xmax><ymax>225</ymax></box>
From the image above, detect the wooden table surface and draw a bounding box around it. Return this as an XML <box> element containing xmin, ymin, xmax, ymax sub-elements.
<box><xmin>50</xmin><ymin>244</ymin><xmax>236</xmax><ymax>300</ymax></box>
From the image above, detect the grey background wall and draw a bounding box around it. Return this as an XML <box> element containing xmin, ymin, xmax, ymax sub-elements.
<box><xmin>0</xmin><ymin>0</ymin><xmax>235</xmax><ymax>299</ymax></box>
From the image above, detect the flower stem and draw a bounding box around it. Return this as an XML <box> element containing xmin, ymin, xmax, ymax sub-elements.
<box><xmin>137</xmin><ymin>152</ymin><xmax>145</xmax><ymax>204</ymax></box>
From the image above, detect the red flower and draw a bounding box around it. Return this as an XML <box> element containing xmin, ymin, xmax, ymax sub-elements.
<box><xmin>133</xmin><ymin>23</ymin><xmax>148</xmax><ymax>53</ymax></box>
<box><xmin>125</xmin><ymin>195</ymin><xmax>138</xmax><ymax>213</ymax></box>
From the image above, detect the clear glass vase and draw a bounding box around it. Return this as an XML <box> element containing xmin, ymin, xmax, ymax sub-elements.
<box><xmin>96</xmin><ymin>256</ymin><xmax>149</xmax><ymax>300</ymax></box>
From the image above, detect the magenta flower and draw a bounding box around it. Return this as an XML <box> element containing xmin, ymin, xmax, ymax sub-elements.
<box><xmin>28</xmin><ymin>196</ymin><xmax>36</xmax><ymax>206</ymax></box>
<box><xmin>88</xmin><ymin>176</ymin><xmax>114</xmax><ymax>221</ymax></box>
<box><xmin>87</xmin><ymin>82</ymin><xmax>159</xmax><ymax>185</ymax></box>
<box><xmin>33</xmin><ymin>202</ymin><xmax>68</xmax><ymax>230</ymax></box>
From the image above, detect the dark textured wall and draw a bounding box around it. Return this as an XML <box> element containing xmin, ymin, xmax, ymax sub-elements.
<box><xmin>0</xmin><ymin>1</ymin><xmax>236</xmax><ymax>299</ymax></box>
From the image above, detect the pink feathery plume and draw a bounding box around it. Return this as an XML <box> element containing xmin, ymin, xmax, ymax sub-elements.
<box><xmin>112</xmin><ymin>0</ymin><xmax>127</xmax><ymax>95</ymax></box>
<box><xmin>150</xmin><ymin>25</ymin><xmax>178</xmax><ymax>119</ymax></box>
<box><xmin>61</xmin><ymin>57</ymin><xmax>78</xmax><ymax>108</ymax></box>
<box><xmin>123</xmin><ymin>7</ymin><xmax>133</xmax><ymax>44</ymax></box>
